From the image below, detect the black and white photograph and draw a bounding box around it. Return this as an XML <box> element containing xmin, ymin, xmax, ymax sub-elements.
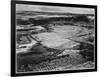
<box><xmin>12</xmin><ymin>1</ymin><xmax>97</xmax><ymax>75</ymax></box>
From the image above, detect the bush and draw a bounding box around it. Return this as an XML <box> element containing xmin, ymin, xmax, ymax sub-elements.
<box><xmin>73</xmin><ymin>15</ymin><xmax>89</xmax><ymax>23</ymax></box>
<box><xmin>17</xmin><ymin>19</ymin><xmax>30</xmax><ymax>25</ymax></box>
<box><xmin>29</xmin><ymin>18</ymin><xmax>35</xmax><ymax>24</ymax></box>
<box><xmin>79</xmin><ymin>43</ymin><xmax>94</xmax><ymax>61</ymax></box>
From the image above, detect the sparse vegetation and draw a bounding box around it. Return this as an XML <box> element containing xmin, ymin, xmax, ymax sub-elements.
<box><xmin>73</xmin><ymin>15</ymin><xmax>89</xmax><ymax>23</ymax></box>
<box><xmin>17</xmin><ymin>19</ymin><xmax>30</xmax><ymax>25</ymax></box>
<box><xmin>16</xmin><ymin>11</ymin><xmax>95</xmax><ymax>72</ymax></box>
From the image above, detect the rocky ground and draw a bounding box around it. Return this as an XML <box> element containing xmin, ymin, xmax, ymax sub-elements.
<box><xmin>15</xmin><ymin>12</ymin><xmax>95</xmax><ymax>72</ymax></box>
<box><xmin>16</xmin><ymin>23</ymin><xmax>95</xmax><ymax>72</ymax></box>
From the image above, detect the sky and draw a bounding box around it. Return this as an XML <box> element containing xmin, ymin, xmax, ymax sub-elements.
<box><xmin>16</xmin><ymin>4</ymin><xmax>95</xmax><ymax>14</ymax></box>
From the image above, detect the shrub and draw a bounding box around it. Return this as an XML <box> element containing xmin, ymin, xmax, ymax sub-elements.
<box><xmin>73</xmin><ymin>15</ymin><xmax>89</xmax><ymax>23</ymax></box>
<box><xmin>79</xmin><ymin>43</ymin><xmax>94</xmax><ymax>61</ymax></box>
<box><xmin>17</xmin><ymin>19</ymin><xmax>30</xmax><ymax>25</ymax></box>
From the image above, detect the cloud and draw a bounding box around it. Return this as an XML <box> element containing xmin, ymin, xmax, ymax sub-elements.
<box><xmin>16</xmin><ymin>4</ymin><xmax>94</xmax><ymax>14</ymax></box>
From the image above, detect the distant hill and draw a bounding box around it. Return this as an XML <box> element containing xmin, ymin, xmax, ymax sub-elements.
<box><xmin>16</xmin><ymin>11</ymin><xmax>94</xmax><ymax>16</ymax></box>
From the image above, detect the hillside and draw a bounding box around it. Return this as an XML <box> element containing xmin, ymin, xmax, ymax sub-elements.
<box><xmin>16</xmin><ymin>11</ymin><xmax>95</xmax><ymax>72</ymax></box>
